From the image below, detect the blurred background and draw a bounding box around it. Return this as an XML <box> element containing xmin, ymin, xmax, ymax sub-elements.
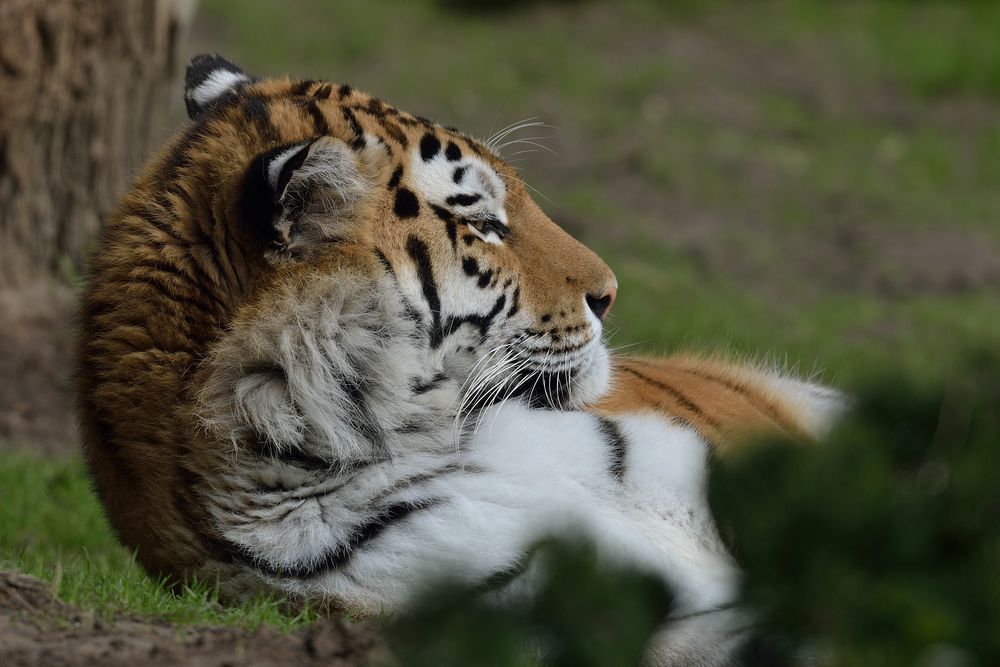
<box><xmin>4</xmin><ymin>0</ymin><xmax>999</xmax><ymax>454</ymax></box>
<box><xmin>1</xmin><ymin>0</ymin><xmax>999</xmax><ymax>663</ymax></box>
<box><xmin>193</xmin><ymin>0</ymin><xmax>1000</xmax><ymax>390</ymax></box>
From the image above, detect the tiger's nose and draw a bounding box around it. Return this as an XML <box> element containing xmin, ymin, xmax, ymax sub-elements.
<box><xmin>585</xmin><ymin>287</ymin><xmax>617</xmax><ymax>321</ymax></box>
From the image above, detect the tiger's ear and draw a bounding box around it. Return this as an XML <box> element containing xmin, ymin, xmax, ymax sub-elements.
<box><xmin>185</xmin><ymin>53</ymin><xmax>255</xmax><ymax>119</ymax></box>
<box><xmin>240</xmin><ymin>137</ymin><xmax>371</xmax><ymax>259</ymax></box>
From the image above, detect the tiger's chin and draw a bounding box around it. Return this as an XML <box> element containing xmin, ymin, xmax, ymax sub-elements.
<box><xmin>508</xmin><ymin>342</ymin><xmax>612</xmax><ymax>411</ymax></box>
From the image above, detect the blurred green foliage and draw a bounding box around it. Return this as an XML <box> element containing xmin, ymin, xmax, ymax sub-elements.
<box><xmin>389</xmin><ymin>541</ymin><xmax>672</xmax><ymax>666</ymax></box>
<box><xmin>711</xmin><ymin>351</ymin><xmax>1000</xmax><ymax>665</ymax></box>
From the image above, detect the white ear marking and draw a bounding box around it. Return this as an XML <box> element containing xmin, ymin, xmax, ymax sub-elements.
<box><xmin>267</xmin><ymin>144</ymin><xmax>312</xmax><ymax>192</ymax></box>
<box><xmin>184</xmin><ymin>54</ymin><xmax>253</xmax><ymax>119</ymax></box>
<box><xmin>190</xmin><ymin>69</ymin><xmax>251</xmax><ymax>108</ymax></box>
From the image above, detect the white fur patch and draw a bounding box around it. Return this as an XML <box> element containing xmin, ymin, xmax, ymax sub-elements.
<box><xmin>409</xmin><ymin>144</ymin><xmax>508</xmax><ymax>241</ymax></box>
<box><xmin>762</xmin><ymin>375</ymin><xmax>852</xmax><ymax>439</ymax></box>
<box><xmin>189</xmin><ymin>69</ymin><xmax>250</xmax><ymax>107</ymax></box>
<box><xmin>266</xmin><ymin>144</ymin><xmax>309</xmax><ymax>191</ymax></box>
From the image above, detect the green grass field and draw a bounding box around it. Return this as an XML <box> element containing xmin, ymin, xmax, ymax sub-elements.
<box><xmin>0</xmin><ymin>454</ymin><xmax>320</xmax><ymax>629</ymax></box>
<box><xmin>4</xmin><ymin>0</ymin><xmax>999</xmax><ymax>633</ymax></box>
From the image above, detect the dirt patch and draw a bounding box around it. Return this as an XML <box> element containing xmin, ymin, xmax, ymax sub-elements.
<box><xmin>0</xmin><ymin>283</ymin><xmax>78</xmax><ymax>457</ymax></box>
<box><xmin>0</xmin><ymin>571</ymin><xmax>385</xmax><ymax>667</ymax></box>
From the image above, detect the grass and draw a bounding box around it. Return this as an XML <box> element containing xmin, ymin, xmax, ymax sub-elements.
<box><xmin>5</xmin><ymin>0</ymin><xmax>999</xmax><ymax>630</ymax></box>
<box><xmin>0</xmin><ymin>454</ymin><xmax>319</xmax><ymax>630</ymax></box>
<box><xmin>603</xmin><ymin>242</ymin><xmax>1000</xmax><ymax>390</ymax></box>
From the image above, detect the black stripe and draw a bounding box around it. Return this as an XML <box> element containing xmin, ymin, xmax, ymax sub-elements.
<box><xmin>387</xmin><ymin>165</ymin><xmax>404</xmax><ymax>189</ymax></box>
<box><xmin>406</xmin><ymin>235</ymin><xmax>444</xmax><ymax>347</ymax></box>
<box><xmin>673</xmin><ymin>364</ymin><xmax>803</xmax><ymax>437</ymax></box>
<box><xmin>431</xmin><ymin>202</ymin><xmax>459</xmax><ymax>248</ymax></box>
<box><xmin>341</xmin><ymin>106</ymin><xmax>366</xmax><ymax>151</ymax></box>
<box><xmin>433</xmin><ymin>209</ymin><xmax>462</xmax><ymax>251</ymax></box>
<box><xmin>395</xmin><ymin>113</ymin><xmax>421</xmax><ymax>127</ymax></box>
<box><xmin>367</xmin><ymin>462</ymin><xmax>483</xmax><ymax>504</ymax></box>
<box><xmin>291</xmin><ymin>79</ymin><xmax>316</xmax><ymax>96</ymax></box>
<box><xmin>446</xmin><ymin>193</ymin><xmax>482</xmax><ymax>207</ymax></box>
<box><xmin>245</xmin><ymin>417</ymin><xmax>338</xmax><ymax>472</ymax></box>
<box><xmin>246</xmin><ymin>477</ymin><xmax>355</xmax><ymax>504</ymax></box>
<box><xmin>519</xmin><ymin>330</ymin><xmax>593</xmax><ymax>355</ymax></box>
<box><xmin>160</xmin><ymin>120</ymin><xmax>213</xmax><ymax>184</ymax></box>
<box><xmin>394</xmin><ymin>187</ymin><xmax>420</xmax><ymax>218</ymax></box>
<box><xmin>302</xmin><ymin>99</ymin><xmax>331</xmax><ymax>135</ymax></box>
<box><xmin>374</xmin><ymin>135</ymin><xmax>395</xmax><ymax>157</ymax></box>
<box><xmin>335</xmin><ymin>368</ymin><xmax>389</xmax><ymax>456</ymax></box>
<box><xmin>596</xmin><ymin>417</ymin><xmax>628</xmax><ymax>483</ymax></box>
<box><xmin>622</xmin><ymin>366</ymin><xmax>722</xmax><ymax>431</ymax></box>
<box><xmin>373</xmin><ymin>248</ymin><xmax>395</xmax><ymax>277</ymax></box>
<box><xmin>337</xmin><ymin>84</ymin><xmax>354</xmax><ymax>99</ymax></box>
<box><xmin>353</xmin><ymin>103</ymin><xmax>409</xmax><ymax>147</ymax></box>
<box><xmin>122</xmin><ymin>271</ymin><xmax>220</xmax><ymax>319</ymax></box>
<box><xmin>265</xmin><ymin>447</ymin><xmax>335</xmax><ymax>472</ymax></box>
<box><xmin>466</xmin><ymin>140</ymin><xmax>487</xmax><ymax>157</ymax></box>
<box><xmin>506</xmin><ymin>286</ymin><xmax>521</xmax><ymax>318</ymax></box>
<box><xmin>242</xmin><ymin>96</ymin><xmax>275</xmax><ymax>140</ymax></box>
<box><xmin>372</xmin><ymin>248</ymin><xmax>424</xmax><ymax>327</ymax></box>
<box><xmin>313</xmin><ymin>83</ymin><xmax>334</xmax><ymax>99</ymax></box>
<box><xmin>231</xmin><ymin>498</ymin><xmax>441</xmax><ymax>578</ymax></box>
<box><xmin>411</xmin><ymin>372</ymin><xmax>448</xmax><ymax>395</ymax></box>
<box><xmin>441</xmin><ymin>292</ymin><xmax>507</xmax><ymax>344</ymax></box>
<box><xmin>218</xmin><ymin>225</ymin><xmax>249</xmax><ymax>298</ymax></box>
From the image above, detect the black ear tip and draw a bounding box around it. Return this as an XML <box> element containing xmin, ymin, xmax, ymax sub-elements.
<box><xmin>184</xmin><ymin>53</ymin><xmax>252</xmax><ymax>119</ymax></box>
<box><xmin>185</xmin><ymin>53</ymin><xmax>243</xmax><ymax>90</ymax></box>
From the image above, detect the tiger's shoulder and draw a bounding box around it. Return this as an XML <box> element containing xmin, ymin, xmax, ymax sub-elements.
<box><xmin>591</xmin><ymin>354</ymin><xmax>850</xmax><ymax>454</ymax></box>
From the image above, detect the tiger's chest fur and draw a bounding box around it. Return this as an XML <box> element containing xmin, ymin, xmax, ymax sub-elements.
<box><xmin>193</xmin><ymin>262</ymin><xmax>737</xmax><ymax>611</ymax></box>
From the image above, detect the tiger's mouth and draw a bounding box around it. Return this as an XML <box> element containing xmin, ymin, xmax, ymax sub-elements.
<box><xmin>458</xmin><ymin>332</ymin><xmax>611</xmax><ymax>414</ymax></box>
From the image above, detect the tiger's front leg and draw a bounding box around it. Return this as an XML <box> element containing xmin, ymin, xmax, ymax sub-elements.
<box><xmin>204</xmin><ymin>399</ymin><xmax>740</xmax><ymax>620</ymax></box>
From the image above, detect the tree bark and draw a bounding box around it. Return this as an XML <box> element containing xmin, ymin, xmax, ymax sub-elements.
<box><xmin>0</xmin><ymin>0</ymin><xmax>195</xmax><ymax>283</ymax></box>
<box><xmin>0</xmin><ymin>0</ymin><xmax>194</xmax><ymax>450</ymax></box>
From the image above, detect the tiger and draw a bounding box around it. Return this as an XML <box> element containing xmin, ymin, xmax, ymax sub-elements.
<box><xmin>76</xmin><ymin>54</ymin><xmax>847</xmax><ymax>665</ymax></box>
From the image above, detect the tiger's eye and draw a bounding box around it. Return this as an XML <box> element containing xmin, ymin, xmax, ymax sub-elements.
<box><xmin>471</xmin><ymin>216</ymin><xmax>508</xmax><ymax>240</ymax></box>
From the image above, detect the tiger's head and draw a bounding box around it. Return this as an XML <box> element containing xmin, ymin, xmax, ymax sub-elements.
<box><xmin>184</xmin><ymin>55</ymin><xmax>617</xmax><ymax>409</ymax></box>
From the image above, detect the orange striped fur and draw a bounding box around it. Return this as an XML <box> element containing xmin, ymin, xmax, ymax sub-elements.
<box><xmin>592</xmin><ymin>355</ymin><xmax>838</xmax><ymax>455</ymax></box>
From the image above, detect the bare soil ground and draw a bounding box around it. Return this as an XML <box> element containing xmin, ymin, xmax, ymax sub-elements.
<box><xmin>0</xmin><ymin>572</ymin><xmax>384</xmax><ymax>667</ymax></box>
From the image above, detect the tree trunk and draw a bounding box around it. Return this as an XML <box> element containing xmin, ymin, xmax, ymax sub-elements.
<box><xmin>0</xmin><ymin>0</ymin><xmax>194</xmax><ymax>451</ymax></box>
<box><xmin>0</xmin><ymin>0</ymin><xmax>195</xmax><ymax>283</ymax></box>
